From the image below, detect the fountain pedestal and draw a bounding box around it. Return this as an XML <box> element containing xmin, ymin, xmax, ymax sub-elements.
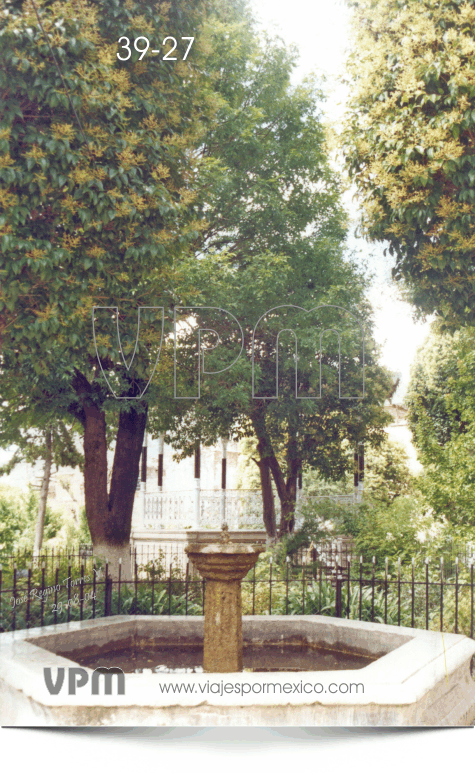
<box><xmin>185</xmin><ymin>536</ymin><xmax>263</xmax><ymax>672</ymax></box>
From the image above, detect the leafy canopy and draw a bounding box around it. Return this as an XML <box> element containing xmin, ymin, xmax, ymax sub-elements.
<box><xmin>0</xmin><ymin>0</ymin><xmax>216</xmax><ymax>407</ymax></box>
<box><xmin>150</xmin><ymin>21</ymin><xmax>392</xmax><ymax>500</ymax></box>
<box><xmin>406</xmin><ymin>325</ymin><xmax>475</xmax><ymax>525</ymax></box>
<box><xmin>343</xmin><ymin>0</ymin><xmax>475</xmax><ymax>325</ymax></box>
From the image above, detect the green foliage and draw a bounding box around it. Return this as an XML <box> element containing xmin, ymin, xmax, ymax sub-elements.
<box><xmin>111</xmin><ymin>582</ymin><xmax>203</xmax><ymax>617</ymax></box>
<box><xmin>0</xmin><ymin>564</ymin><xmax>203</xmax><ymax>631</ymax></box>
<box><xmin>145</xmin><ymin>10</ymin><xmax>392</xmax><ymax>538</ymax></box>
<box><xmin>1</xmin><ymin>0</ymin><xmax>214</xmax><ymax>371</ymax></box>
<box><xmin>300</xmin><ymin>436</ymin><xmax>413</xmax><ymax>504</ymax></box>
<box><xmin>1</xmin><ymin>550</ymin><xmax>473</xmax><ymax>637</ymax></box>
<box><xmin>237</xmin><ymin>434</ymin><xmax>413</xmax><ymax>506</ymax></box>
<box><xmin>407</xmin><ymin>326</ymin><xmax>475</xmax><ymax>525</ymax></box>
<box><xmin>0</xmin><ymin>366</ymin><xmax>83</xmax><ymax>476</ymax></box>
<box><xmin>343</xmin><ymin>0</ymin><xmax>475</xmax><ymax>325</ymax></box>
<box><xmin>363</xmin><ymin>437</ymin><xmax>413</xmax><ymax>504</ymax></box>
<box><xmin>274</xmin><ymin>499</ymin><xmax>345</xmax><ymax>562</ymax></box>
<box><xmin>280</xmin><ymin>577</ymin><xmax>409</xmax><ymax>627</ymax></box>
<box><xmin>268</xmin><ymin>435</ymin><xmax>414</xmax><ymax>560</ymax></box>
<box><xmin>0</xmin><ymin>487</ymin><xmax>62</xmax><ymax>552</ymax></box>
<box><xmin>0</xmin><ymin>0</ymin><xmax>237</xmax><ymax>551</ymax></box>
<box><xmin>241</xmin><ymin>551</ymin><xmax>287</xmax><ymax>615</ymax></box>
<box><xmin>236</xmin><ymin>437</ymin><xmax>262</xmax><ymax>491</ymax></box>
<box><xmin>69</xmin><ymin>506</ymin><xmax>92</xmax><ymax>546</ymax></box>
<box><xmin>340</xmin><ymin>495</ymin><xmax>433</xmax><ymax>566</ymax></box>
<box><xmin>301</xmin><ymin>466</ymin><xmax>354</xmax><ymax>498</ymax></box>
<box><xmin>141</xmin><ymin>552</ymin><xmax>188</xmax><ymax>581</ymax></box>
<box><xmin>427</xmin><ymin>582</ymin><xmax>474</xmax><ymax>636</ymax></box>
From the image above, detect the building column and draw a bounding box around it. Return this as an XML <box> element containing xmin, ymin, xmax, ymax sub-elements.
<box><xmin>140</xmin><ymin>430</ymin><xmax>147</xmax><ymax>526</ymax></box>
<box><xmin>157</xmin><ymin>434</ymin><xmax>164</xmax><ymax>528</ymax></box>
<box><xmin>193</xmin><ymin>441</ymin><xmax>201</xmax><ymax>528</ymax></box>
<box><xmin>157</xmin><ymin>434</ymin><xmax>164</xmax><ymax>491</ymax></box>
<box><xmin>354</xmin><ymin>443</ymin><xmax>364</xmax><ymax>502</ymax></box>
<box><xmin>358</xmin><ymin>443</ymin><xmax>365</xmax><ymax>501</ymax></box>
<box><xmin>221</xmin><ymin>437</ymin><xmax>228</xmax><ymax>525</ymax></box>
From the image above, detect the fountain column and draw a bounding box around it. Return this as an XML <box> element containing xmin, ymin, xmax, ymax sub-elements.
<box><xmin>185</xmin><ymin>525</ymin><xmax>263</xmax><ymax>672</ymax></box>
<box><xmin>203</xmin><ymin>573</ymin><xmax>244</xmax><ymax>672</ymax></box>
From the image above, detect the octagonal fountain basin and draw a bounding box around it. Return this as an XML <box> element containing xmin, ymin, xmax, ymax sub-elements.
<box><xmin>1</xmin><ymin>615</ymin><xmax>474</xmax><ymax>727</ymax></box>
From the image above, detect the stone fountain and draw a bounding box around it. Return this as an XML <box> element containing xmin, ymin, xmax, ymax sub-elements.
<box><xmin>1</xmin><ymin>523</ymin><xmax>475</xmax><ymax>725</ymax></box>
<box><xmin>185</xmin><ymin>523</ymin><xmax>263</xmax><ymax>672</ymax></box>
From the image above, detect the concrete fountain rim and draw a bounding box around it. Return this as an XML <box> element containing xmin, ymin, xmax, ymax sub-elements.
<box><xmin>1</xmin><ymin>615</ymin><xmax>475</xmax><ymax>726</ymax></box>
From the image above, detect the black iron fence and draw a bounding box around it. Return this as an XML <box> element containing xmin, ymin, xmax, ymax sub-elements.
<box><xmin>3</xmin><ymin>538</ymin><xmax>472</xmax><ymax>577</ymax></box>
<box><xmin>0</xmin><ymin>554</ymin><xmax>473</xmax><ymax>639</ymax></box>
<box><xmin>0</xmin><ymin>546</ymin><xmax>96</xmax><ymax>573</ymax></box>
<box><xmin>290</xmin><ymin>539</ymin><xmax>475</xmax><ymax>577</ymax></box>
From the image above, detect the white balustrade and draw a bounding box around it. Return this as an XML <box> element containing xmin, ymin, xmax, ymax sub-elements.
<box><xmin>141</xmin><ymin>490</ymin><xmax>356</xmax><ymax>531</ymax></box>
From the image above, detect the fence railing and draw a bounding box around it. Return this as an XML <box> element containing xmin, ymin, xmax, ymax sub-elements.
<box><xmin>140</xmin><ymin>490</ymin><xmax>357</xmax><ymax>530</ymax></box>
<box><xmin>1</xmin><ymin>554</ymin><xmax>473</xmax><ymax>639</ymax></box>
<box><xmin>1</xmin><ymin>536</ymin><xmax>473</xmax><ymax>579</ymax></box>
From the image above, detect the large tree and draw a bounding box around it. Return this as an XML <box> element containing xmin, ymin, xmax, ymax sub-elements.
<box><xmin>150</xmin><ymin>29</ymin><xmax>392</xmax><ymax>537</ymax></box>
<box><xmin>0</xmin><ymin>0</ymin><xmax>219</xmax><ymax>573</ymax></box>
<box><xmin>163</xmin><ymin>253</ymin><xmax>391</xmax><ymax>538</ymax></box>
<box><xmin>342</xmin><ymin>0</ymin><xmax>475</xmax><ymax>326</ymax></box>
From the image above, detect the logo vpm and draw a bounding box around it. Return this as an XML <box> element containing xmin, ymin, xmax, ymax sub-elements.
<box><xmin>92</xmin><ymin>306</ymin><xmax>164</xmax><ymax>399</ymax></box>
<box><xmin>44</xmin><ymin>666</ymin><xmax>125</xmax><ymax>695</ymax></box>
<box><xmin>92</xmin><ymin>304</ymin><xmax>365</xmax><ymax>401</ymax></box>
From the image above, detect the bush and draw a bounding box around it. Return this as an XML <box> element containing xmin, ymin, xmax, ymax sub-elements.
<box><xmin>241</xmin><ymin>551</ymin><xmax>287</xmax><ymax>615</ymax></box>
<box><xmin>275</xmin><ymin>575</ymin><xmax>410</xmax><ymax>625</ymax></box>
<box><xmin>301</xmin><ymin>437</ymin><xmax>413</xmax><ymax>504</ymax></box>
<box><xmin>338</xmin><ymin>495</ymin><xmax>438</xmax><ymax>568</ymax></box>
<box><xmin>141</xmin><ymin>552</ymin><xmax>186</xmax><ymax>581</ymax></box>
<box><xmin>0</xmin><ymin>563</ymin><xmax>203</xmax><ymax>632</ymax></box>
<box><xmin>1</xmin><ymin>552</ymin><xmax>472</xmax><ymax>637</ymax></box>
<box><xmin>111</xmin><ymin>582</ymin><xmax>203</xmax><ymax>617</ymax></box>
<box><xmin>272</xmin><ymin>499</ymin><xmax>351</xmax><ymax>572</ymax></box>
<box><xmin>0</xmin><ymin>486</ymin><xmax>64</xmax><ymax>553</ymax></box>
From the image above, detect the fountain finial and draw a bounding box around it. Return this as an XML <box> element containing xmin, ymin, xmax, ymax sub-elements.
<box><xmin>220</xmin><ymin>521</ymin><xmax>230</xmax><ymax>544</ymax></box>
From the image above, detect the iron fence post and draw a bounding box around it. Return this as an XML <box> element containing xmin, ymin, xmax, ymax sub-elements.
<box><xmin>335</xmin><ymin>569</ymin><xmax>343</xmax><ymax>618</ymax></box>
<box><xmin>425</xmin><ymin>558</ymin><xmax>430</xmax><ymax>629</ymax></box>
<box><xmin>269</xmin><ymin>557</ymin><xmax>272</xmax><ymax>615</ymax></box>
<box><xmin>470</xmin><ymin>559</ymin><xmax>474</xmax><ymax>640</ymax></box>
<box><xmin>104</xmin><ymin>563</ymin><xmax>112</xmax><ymax>617</ymax></box>
<box><xmin>286</xmin><ymin>556</ymin><xmax>290</xmax><ymax>615</ymax></box>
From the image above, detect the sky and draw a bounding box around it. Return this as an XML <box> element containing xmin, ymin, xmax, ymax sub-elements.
<box><xmin>251</xmin><ymin>0</ymin><xmax>433</xmax><ymax>402</ymax></box>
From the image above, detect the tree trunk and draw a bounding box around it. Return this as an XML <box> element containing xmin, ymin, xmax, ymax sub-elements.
<box><xmin>69</xmin><ymin>371</ymin><xmax>148</xmax><ymax>579</ymax></box>
<box><xmin>251</xmin><ymin>408</ymin><xmax>297</xmax><ymax>539</ymax></box>
<box><xmin>78</xmin><ymin>400</ymin><xmax>147</xmax><ymax>579</ymax></box>
<box><xmin>252</xmin><ymin>445</ymin><xmax>276</xmax><ymax>539</ymax></box>
<box><xmin>33</xmin><ymin>428</ymin><xmax>52</xmax><ymax>556</ymax></box>
<box><xmin>278</xmin><ymin>480</ymin><xmax>297</xmax><ymax>536</ymax></box>
<box><xmin>103</xmin><ymin>403</ymin><xmax>148</xmax><ymax>579</ymax></box>
<box><xmin>278</xmin><ymin>454</ymin><xmax>300</xmax><ymax>536</ymax></box>
<box><xmin>278</xmin><ymin>425</ymin><xmax>300</xmax><ymax>536</ymax></box>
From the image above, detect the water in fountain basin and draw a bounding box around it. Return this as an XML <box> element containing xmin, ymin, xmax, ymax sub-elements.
<box><xmin>65</xmin><ymin>643</ymin><xmax>375</xmax><ymax>673</ymax></box>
